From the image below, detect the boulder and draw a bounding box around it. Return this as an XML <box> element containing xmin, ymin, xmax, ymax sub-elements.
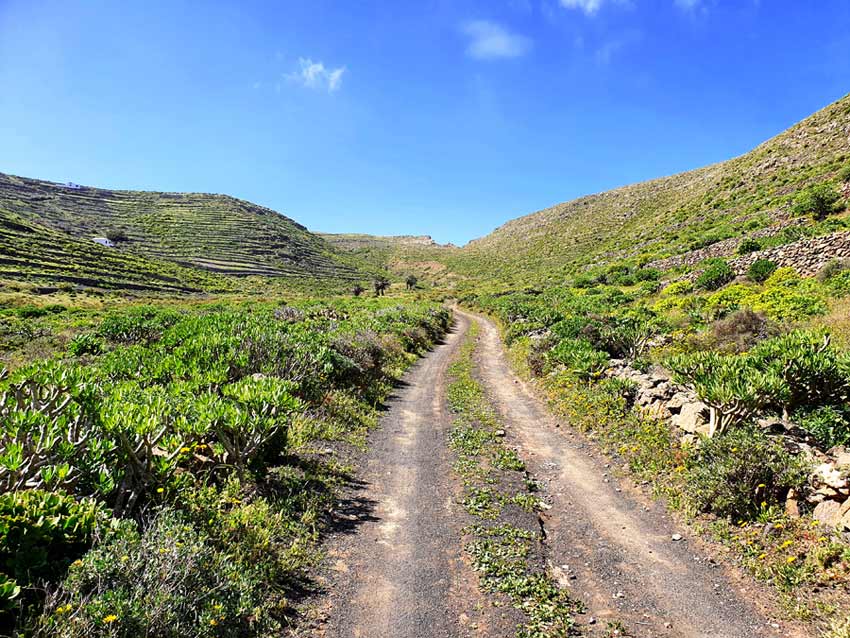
<box><xmin>671</xmin><ymin>401</ymin><xmax>709</xmax><ymax>434</ymax></box>
<box><xmin>666</xmin><ymin>392</ymin><xmax>690</xmax><ymax>413</ymax></box>
<box><xmin>813</xmin><ymin>500</ymin><xmax>843</xmax><ymax>527</ymax></box>
<box><xmin>812</xmin><ymin>463</ymin><xmax>848</xmax><ymax>491</ymax></box>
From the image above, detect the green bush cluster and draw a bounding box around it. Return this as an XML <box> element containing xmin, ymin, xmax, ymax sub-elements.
<box><xmin>747</xmin><ymin>259</ymin><xmax>777</xmax><ymax>283</ymax></box>
<box><xmin>697</xmin><ymin>259</ymin><xmax>735</xmax><ymax>291</ymax></box>
<box><xmin>683</xmin><ymin>427</ymin><xmax>809</xmax><ymax>520</ymax></box>
<box><xmin>0</xmin><ymin>299</ymin><xmax>451</xmax><ymax>635</ymax></box>
<box><xmin>792</xmin><ymin>183</ymin><xmax>842</xmax><ymax>221</ymax></box>
<box><xmin>669</xmin><ymin>330</ymin><xmax>850</xmax><ymax>440</ymax></box>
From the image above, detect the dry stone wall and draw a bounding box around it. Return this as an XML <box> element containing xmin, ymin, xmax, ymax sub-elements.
<box><xmin>729</xmin><ymin>230</ymin><xmax>850</xmax><ymax>278</ymax></box>
<box><xmin>648</xmin><ymin>217</ymin><xmax>804</xmax><ymax>272</ymax></box>
<box><xmin>605</xmin><ymin>360</ymin><xmax>850</xmax><ymax>531</ymax></box>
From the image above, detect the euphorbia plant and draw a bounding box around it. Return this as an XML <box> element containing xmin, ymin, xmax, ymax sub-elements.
<box><xmin>668</xmin><ymin>352</ymin><xmax>785</xmax><ymax>437</ymax></box>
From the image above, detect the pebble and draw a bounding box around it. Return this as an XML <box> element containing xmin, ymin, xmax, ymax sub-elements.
<box><xmin>671</xmin><ymin>533</ymin><xmax>683</xmax><ymax>541</ymax></box>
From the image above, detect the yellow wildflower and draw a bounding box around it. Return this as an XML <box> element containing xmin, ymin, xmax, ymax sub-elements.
<box><xmin>786</xmin><ymin>556</ymin><xmax>797</xmax><ymax>564</ymax></box>
<box><xmin>156</xmin><ymin>487</ymin><xmax>164</xmax><ymax>494</ymax></box>
<box><xmin>757</xmin><ymin>553</ymin><xmax>767</xmax><ymax>560</ymax></box>
<box><xmin>71</xmin><ymin>559</ymin><xmax>83</xmax><ymax>568</ymax></box>
<box><xmin>103</xmin><ymin>615</ymin><xmax>118</xmax><ymax>624</ymax></box>
<box><xmin>180</xmin><ymin>447</ymin><xmax>191</xmax><ymax>453</ymax></box>
<box><xmin>210</xmin><ymin>619</ymin><xmax>218</xmax><ymax>626</ymax></box>
<box><xmin>781</xmin><ymin>540</ymin><xmax>793</xmax><ymax>548</ymax></box>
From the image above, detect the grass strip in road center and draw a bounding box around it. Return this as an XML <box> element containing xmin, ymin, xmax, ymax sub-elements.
<box><xmin>445</xmin><ymin>319</ymin><xmax>583</xmax><ymax>638</ymax></box>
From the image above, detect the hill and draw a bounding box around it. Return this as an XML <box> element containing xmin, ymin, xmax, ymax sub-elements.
<box><xmin>396</xmin><ymin>93</ymin><xmax>850</xmax><ymax>289</ymax></box>
<box><xmin>0</xmin><ymin>173</ymin><xmax>359</xmax><ymax>295</ymax></box>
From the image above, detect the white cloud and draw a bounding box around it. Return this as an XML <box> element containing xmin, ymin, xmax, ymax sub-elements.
<box><xmin>674</xmin><ymin>0</ymin><xmax>701</xmax><ymax>9</ymax></box>
<box><xmin>559</xmin><ymin>0</ymin><xmax>604</xmax><ymax>14</ymax></box>
<box><xmin>286</xmin><ymin>58</ymin><xmax>346</xmax><ymax>93</ymax></box>
<box><xmin>462</xmin><ymin>20</ymin><xmax>531</xmax><ymax>60</ymax></box>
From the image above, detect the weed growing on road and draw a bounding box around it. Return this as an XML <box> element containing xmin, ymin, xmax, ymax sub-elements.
<box><xmin>446</xmin><ymin>321</ymin><xmax>582</xmax><ymax>638</ymax></box>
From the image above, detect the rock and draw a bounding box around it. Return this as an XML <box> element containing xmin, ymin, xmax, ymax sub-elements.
<box><xmin>671</xmin><ymin>533</ymin><xmax>683</xmax><ymax>541</ymax></box>
<box><xmin>832</xmin><ymin>448</ymin><xmax>850</xmax><ymax>470</ymax></box>
<box><xmin>813</xmin><ymin>500</ymin><xmax>843</xmax><ymax>526</ymax></box>
<box><xmin>785</xmin><ymin>489</ymin><xmax>801</xmax><ymax>518</ymax></box>
<box><xmin>671</xmin><ymin>401</ymin><xmax>709</xmax><ymax>434</ymax></box>
<box><xmin>494</xmin><ymin>429</ymin><xmax>506</xmax><ymax>437</ymax></box>
<box><xmin>666</xmin><ymin>392</ymin><xmax>690</xmax><ymax>412</ymax></box>
<box><xmin>812</xmin><ymin>463</ymin><xmax>848</xmax><ymax>491</ymax></box>
<box><xmin>840</xmin><ymin>508</ymin><xmax>850</xmax><ymax>532</ymax></box>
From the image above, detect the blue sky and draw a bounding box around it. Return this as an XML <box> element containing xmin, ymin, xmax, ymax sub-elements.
<box><xmin>1</xmin><ymin>1</ymin><xmax>848</xmax><ymax>245</ymax></box>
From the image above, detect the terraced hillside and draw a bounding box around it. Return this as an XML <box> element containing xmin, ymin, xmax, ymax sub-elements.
<box><xmin>0</xmin><ymin>209</ymin><xmax>236</xmax><ymax>294</ymax></box>
<box><xmin>320</xmin><ymin>232</ymin><xmax>457</xmax><ymax>280</ymax></box>
<box><xmin>402</xmin><ymin>93</ymin><xmax>850</xmax><ymax>289</ymax></box>
<box><xmin>0</xmin><ymin>173</ymin><xmax>359</xmax><ymax>292</ymax></box>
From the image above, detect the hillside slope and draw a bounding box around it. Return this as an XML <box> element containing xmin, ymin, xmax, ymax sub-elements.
<box><xmin>430</xmin><ymin>92</ymin><xmax>850</xmax><ymax>287</ymax></box>
<box><xmin>0</xmin><ymin>173</ymin><xmax>359</xmax><ymax>293</ymax></box>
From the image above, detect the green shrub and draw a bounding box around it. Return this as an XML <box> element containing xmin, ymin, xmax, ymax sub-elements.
<box><xmin>38</xmin><ymin>509</ymin><xmax>278</xmax><ymax>638</ymax></box>
<box><xmin>737</xmin><ymin>238</ymin><xmax>762</xmax><ymax>255</ymax></box>
<box><xmin>0</xmin><ymin>490</ymin><xmax>105</xmax><ymax>587</ymax></box>
<box><xmin>696</xmin><ymin>259</ymin><xmax>735</xmax><ymax>291</ymax></box>
<box><xmin>838</xmin><ymin>163</ymin><xmax>850</xmax><ymax>184</ymax></box>
<box><xmin>827</xmin><ymin>270</ymin><xmax>850</xmax><ymax>297</ymax></box>
<box><xmin>547</xmin><ymin>338</ymin><xmax>608</xmax><ymax>380</ymax></box>
<box><xmin>816</xmin><ymin>258</ymin><xmax>850</xmax><ymax>283</ymax></box>
<box><xmin>749</xmin><ymin>330</ymin><xmax>850</xmax><ymax>416</ymax></box>
<box><xmin>667</xmin><ymin>352</ymin><xmax>783</xmax><ymax>436</ymax></box>
<box><xmin>747</xmin><ymin>259</ymin><xmax>777</xmax><ymax>283</ymax></box>
<box><xmin>792</xmin><ymin>183</ymin><xmax>842</xmax><ymax>221</ymax></box>
<box><xmin>795</xmin><ymin>405</ymin><xmax>850</xmax><ymax>448</ymax></box>
<box><xmin>683</xmin><ymin>427</ymin><xmax>809</xmax><ymax>520</ymax></box>
<box><xmin>68</xmin><ymin>333</ymin><xmax>104</xmax><ymax>356</ymax></box>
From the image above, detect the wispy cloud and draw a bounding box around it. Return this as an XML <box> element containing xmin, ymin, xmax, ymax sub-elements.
<box><xmin>594</xmin><ymin>30</ymin><xmax>642</xmax><ymax>65</ymax></box>
<box><xmin>462</xmin><ymin>20</ymin><xmax>532</xmax><ymax>60</ymax></box>
<box><xmin>674</xmin><ymin>0</ymin><xmax>702</xmax><ymax>10</ymax></box>
<box><xmin>559</xmin><ymin>0</ymin><xmax>605</xmax><ymax>15</ymax></box>
<box><xmin>286</xmin><ymin>58</ymin><xmax>346</xmax><ymax>93</ymax></box>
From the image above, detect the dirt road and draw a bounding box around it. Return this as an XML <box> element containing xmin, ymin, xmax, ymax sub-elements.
<box><xmin>314</xmin><ymin>313</ymin><xmax>518</xmax><ymax>638</ymax></box>
<box><xmin>314</xmin><ymin>310</ymin><xmax>802</xmax><ymax>638</ymax></box>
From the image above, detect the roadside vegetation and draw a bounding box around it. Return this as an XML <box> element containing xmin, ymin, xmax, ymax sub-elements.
<box><xmin>0</xmin><ymin>297</ymin><xmax>450</xmax><ymax>637</ymax></box>
<box><xmin>462</xmin><ymin>233</ymin><xmax>850</xmax><ymax>631</ymax></box>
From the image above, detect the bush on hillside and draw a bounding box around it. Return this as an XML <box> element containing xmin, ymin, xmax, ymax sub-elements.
<box><xmin>683</xmin><ymin>427</ymin><xmax>809</xmax><ymax>521</ymax></box>
<box><xmin>711</xmin><ymin>309</ymin><xmax>774</xmax><ymax>353</ymax></box>
<box><xmin>817</xmin><ymin>258</ymin><xmax>850</xmax><ymax>283</ymax></box>
<box><xmin>0</xmin><ymin>490</ymin><xmax>105</xmax><ymax>590</ymax></box>
<box><xmin>838</xmin><ymin>163</ymin><xmax>850</xmax><ymax>184</ymax></box>
<box><xmin>747</xmin><ymin>258</ymin><xmax>778</xmax><ymax>283</ymax></box>
<box><xmin>737</xmin><ymin>238</ymin><xmax>762</xmax><ymax>255</ymax></box>
<box><xmin>696</xmin><ymin>259</ymin><xmax>735</xmax><ymax>291</ymax></box>
<box><xmin>792</xmin><ymin>183</ymin><xmax>842</xmax><ymax>221</ymax></box>
<box><xmin>795</xmin><ymin>405</ymin><xmax>850</xmax><ymax>448</ymax></box>
<box><xmin>547</xmin><ymin>338</ymin><xmax>608</xmax><ymax>381</ymax></box>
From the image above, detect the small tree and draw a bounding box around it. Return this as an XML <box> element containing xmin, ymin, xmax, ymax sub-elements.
<box><xmin>373</xmin><ymin>277</ymin><xmax>390</xmax><ymax>297</ymax></box>
<box><xmin>737</xmin><ymin>238</ymin><xmax>761</xmax><ymax>255</ymax></box>
<box><xmin>747</xmin><ymin>258</ymin><xmax>777</xmax><ymax>283</ymax></box>
<box><xmin>352</xmin><ymin>284</ymin><xmax>364</xmax><ymax>297</ymax></box>
<box><xmin>667</xmin><ymin>352</ymin><xmax>784</xmax><ymax>437</ymax></box>
<box><xmin>405</xmin><ymin>275</ymin><xmax>418</xmax><ymax>291</ymax></box>
<box><xmin>792</xmin><ymin>183</ymin><xmax>841</xmax><ymax>221</ymax></box>
<box><xmin>696</xmin><ymin>259</ymin><xmax>734</xmax><ymax>291</ymax></box>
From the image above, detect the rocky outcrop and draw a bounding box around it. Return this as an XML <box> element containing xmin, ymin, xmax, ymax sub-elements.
<box><xmin>605</xmin><ymin>359</ymin><xmax>850</xmax><ymax>532</ymax></box>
